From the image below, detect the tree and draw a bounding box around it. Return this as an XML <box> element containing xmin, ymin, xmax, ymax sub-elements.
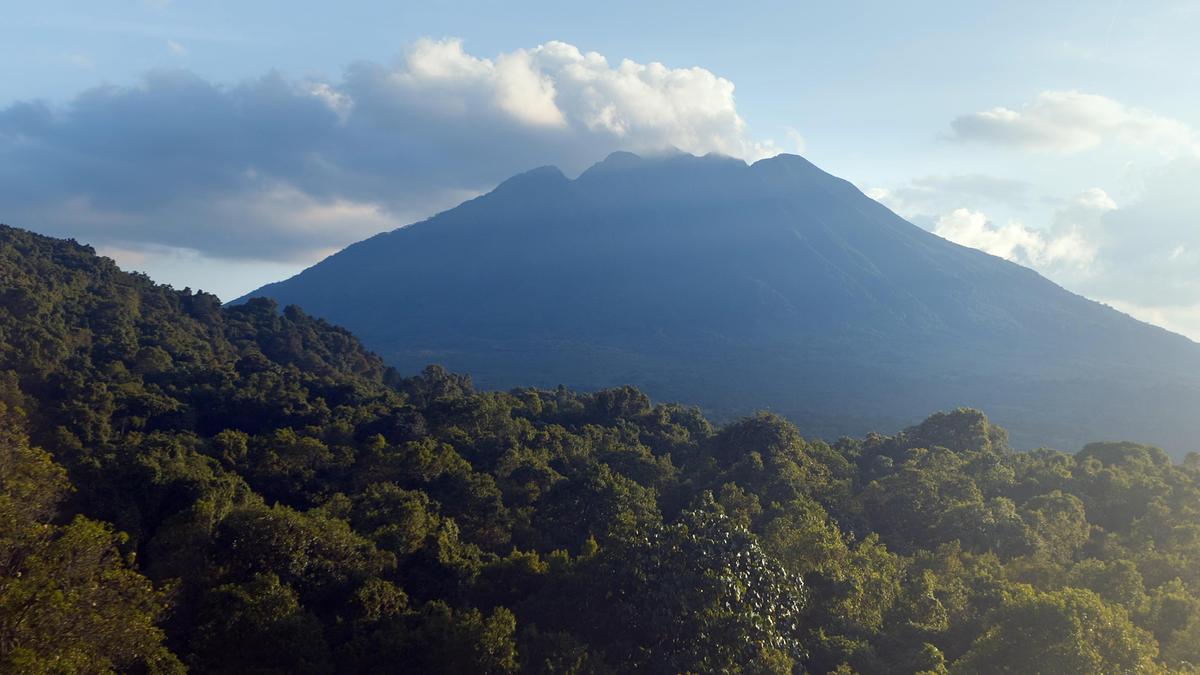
<box><xmin>0</xmin><ymin>404</ymin><xmax>182</xmax><ymax>673</ymax></box>
<box><xmin>189</xmin><ymin>573</ymin><xmax>331</xmax><ymax>674</ymax></box>
<box><xmin>953</xmin><ymin>587</ymin><xmax>1157</xmax><ymax>674</ymax></box>
<box><xmin>567</xmin><ymin>500</ymin><xmax>807</xmax><ymax>673</ymax></box>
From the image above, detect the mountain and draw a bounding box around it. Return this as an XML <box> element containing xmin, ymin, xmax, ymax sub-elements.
<box><xmin>239</xmin><ymin>151</ymin><xmax>1200</xmax><ymax>453</ymax></box>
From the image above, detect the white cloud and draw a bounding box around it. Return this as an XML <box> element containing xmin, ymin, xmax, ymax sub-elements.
<box><xmin>865</xmin><ymin>187</ymin><xmax>891</xmax><ymax>202</ymax></box>
<box><xmin>1073</xmin><ymin>186</ymin><xmax>1117</xmax><ymax>211</ymax></box>
<box><xmin>930</xmin><ymin>188</ymin><xmax>1115</xmax><ymax>272</ymax></box>
<box><xmin>380</xmin><ymin>38</ymin><xmax>775</xmax><ymax>158</ymax></box>
<box><xmin>784</xmin><ymin>127</ymin><xmax>807</xmax><ymax>154</ymax></box>
<box><xmin>306</xmin><ymin>82</ymin><xmax>353</xmax><ymax>123</ymax></box>
<box><xmin>402</xmin><ymin>37</ymin><xmax>492</xmax><ymax>81</ymax></box>
<box><xmin>0</xmin><ymin>38</ymin><xmax>779</xmax><ymax>264</ymax></box>
<box><xmin>493</xmin><ymin>49</ymin><xmax>564</xmax><ymax>127</ymax></box>
<box><xmin>933</xmin><ymin>208</ymin><xmax>1096</xmax><ymax>269</ymax></box>
<box><xmin>166</xmin><ymin>40</ymin><xmax>186</xmax><ymax>56</ymax></box>
<box><xmin>949</xmin><ymin>90</ymin><xmax>1200</xmax><ymax>155</ymax></box>
<box><xmin>934</xmin><ymin>208</ymin><xmax>1040</xmax><ymax>260</ymax></box>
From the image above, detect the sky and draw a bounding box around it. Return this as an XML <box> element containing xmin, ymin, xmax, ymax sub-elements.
<box><xmin>2</xmin><ymin>0</ymin><xmax>1199</xmax><ymax>339</ymax></box>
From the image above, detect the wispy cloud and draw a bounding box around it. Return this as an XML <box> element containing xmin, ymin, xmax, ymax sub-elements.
<box><xmin>784</xmin><ymin>127</ymin><xmax>806</xmax><ymax>154</ymax></box>
<box><xmin>867</xmin><ymin>173</ymin><xmax>1031</xmax><ymax>219</ymax></box>
<box><xmin>948</xmin><ymin>90</ymin><xmax>1200</xmax><ymax>156</ymax></box>
<box><xmin>57</xmin><ymin>52</ymin><xmax>95</xmax><ymax>69</ymax></box>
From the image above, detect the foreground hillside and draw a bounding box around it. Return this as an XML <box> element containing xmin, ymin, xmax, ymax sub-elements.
<box><xmin>5</xmin><ymin>224</ymin><xmax>1200</xmax><ymax>673</ymax></box>
<box><xmin>241</xmin><ymin>151</ymin><xmax>1200</xmax><ymax>454</ymax></box>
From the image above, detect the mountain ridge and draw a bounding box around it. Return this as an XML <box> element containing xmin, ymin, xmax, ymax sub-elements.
<box><xmin>238</xmin><ymin>151</ymin><xmax>1200</xmax><ymax>453</ymax></box>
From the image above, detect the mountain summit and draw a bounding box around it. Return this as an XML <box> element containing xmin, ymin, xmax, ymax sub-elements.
<box><xmin>239</xmin><ymin>152</ymin><xmax>1200</xmax><ymax>452</ymax></box>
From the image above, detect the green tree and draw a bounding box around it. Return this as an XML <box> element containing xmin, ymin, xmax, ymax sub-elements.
<box><xmin>0</xmin><ymin>404</ymin><xmax>182</xmax><ymax>673</ymax></box>
<box><xmin>189</xmin><ymin>573</ymin><xmax>332</xmax><ymax>674</ymax></box>
<box><xmin>953</xmin><ymin>586</ymin><xmax>1158</xmax><ymax>674</ymax></box>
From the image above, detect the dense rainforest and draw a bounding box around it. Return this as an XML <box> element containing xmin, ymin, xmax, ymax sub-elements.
<box><xmin>3</xmin><ymin>223</ymin><xmax>1200</xmax><ymax>674</ymax></box>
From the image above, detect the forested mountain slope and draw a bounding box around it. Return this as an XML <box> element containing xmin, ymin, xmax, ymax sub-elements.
<box><xmin>241</xmin><ymin>151</ymin><xmax>1200</xmax><ymax>454</ymax></box>
<box><xmin>5</xmin><ymin>225</ymin><xmax>1200</xmax><ymax>673</ymax></box>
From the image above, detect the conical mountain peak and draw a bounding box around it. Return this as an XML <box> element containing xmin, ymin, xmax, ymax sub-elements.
<box><xmin>239</xmin><ymin>152</ymin><xmax>1200</xmax><ymax>453</ymax></box>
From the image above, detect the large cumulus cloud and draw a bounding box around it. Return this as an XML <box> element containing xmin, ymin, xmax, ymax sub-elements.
<box><xmin>0</xmin><ymin>38</ymin><xmax>776</xmax><ymax>262</ymax></box>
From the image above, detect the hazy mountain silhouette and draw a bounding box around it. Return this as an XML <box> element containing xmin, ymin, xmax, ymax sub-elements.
<box><xmin>238</xmin><ymin>151</ymin><xmax>1200</xmax><ymax>453</ymax></box>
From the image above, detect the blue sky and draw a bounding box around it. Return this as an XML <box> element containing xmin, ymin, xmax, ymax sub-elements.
<box><xmin>3</xmin><ymin>1</ymin><xmax>1200</xmax><ymax>337</ymax></box>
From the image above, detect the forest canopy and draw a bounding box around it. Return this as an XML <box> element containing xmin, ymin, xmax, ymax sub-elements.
<box><xmin>3</xmin><ymin>224</ymin><xmax>1200</xmax><ymax>674</ymax></box>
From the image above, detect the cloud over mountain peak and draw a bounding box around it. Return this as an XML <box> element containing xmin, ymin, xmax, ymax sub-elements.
<box><xmin>0</xmin><ymin>38</ymin><xmax>775</xmax><ymax>264</ymax></box>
